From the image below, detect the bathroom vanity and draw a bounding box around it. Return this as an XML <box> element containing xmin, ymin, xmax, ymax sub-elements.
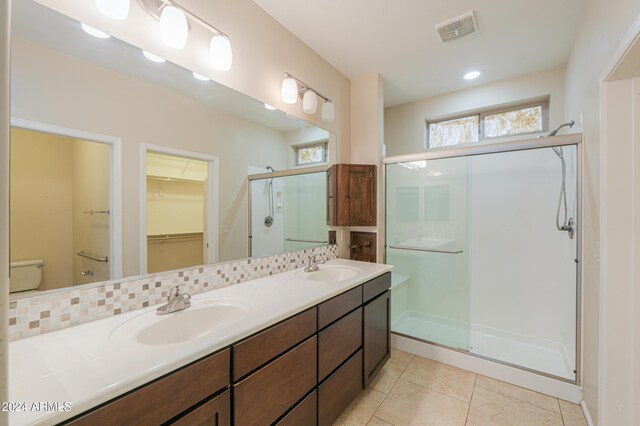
<box><xmin>9</xmin><ymin>260</ymin><xmax>392</xmax><ymax>425</ymax></box>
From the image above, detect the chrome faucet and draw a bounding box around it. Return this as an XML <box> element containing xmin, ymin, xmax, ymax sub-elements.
<box><xmin>304</xmin><ymin>254</ymin><xmax>326</xmax><ymax>273</ymax></box>
<box><xmin>156</xmin><ymin>285</ymin><xmax>191</xmax><ymax>315</ymax></box>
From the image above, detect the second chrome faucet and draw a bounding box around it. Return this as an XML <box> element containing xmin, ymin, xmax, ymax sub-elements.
<box><xmin>304</xmin><ymin>254</ymin><xmax>326</xmax><ymax>273</ymax></box>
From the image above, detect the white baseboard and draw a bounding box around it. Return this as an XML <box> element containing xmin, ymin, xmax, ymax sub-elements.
<box><xmin>392</xmin><ymin>334</ymin><xmax>583</xmax><ymax>403</ymax></box>
<box><xmin>581</xmin><ymin>400</ymin><xmax>595</xmax><ymax>426</ymax></box>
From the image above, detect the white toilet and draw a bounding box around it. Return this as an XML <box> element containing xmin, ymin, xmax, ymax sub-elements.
<box><xmin>9</xmin><ymin>259</ymin><xmax>44</xmax><ymax>293</ymax></box>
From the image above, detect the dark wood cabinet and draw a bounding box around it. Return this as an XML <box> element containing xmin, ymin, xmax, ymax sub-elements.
<box><xmin>275</xmin><ymin>391</ymin><xmax>317</xmax><ymax>426</ymax></box>
<box><xmin>232</xmin><ymin>308</ymin><xmax>317</xmax><ymax>380</ymax></box>
<box><xmin>327</xmin><ymin>164</ymin><xmax>376</xmax><ymax>226</ymax></box>
<box><xmin>363</xmin><ymin>290</ymin><xmax>391</xmax><ymax>387</ymax></box>
<box><xmin>234</xmin><ymin>337</ymin><xmax>317</xmax><ymax>425</ymax></box>
<box><xmin>68</xmin><ymin>273</ymin><xmax>391</xmax><ymax>426</ymax></box>
<box><xmin>318</xmin><ymin>350</ymin><xmax>364</xmax><ymax>426</ymax></box>
<box><xmin>65</xmin><ymin>349</ymin><xmax>231</xmax><ymax>426</ymax></box>
<box><xmin>318</xmin><ymin>308</ymin><xmax>362</xmax><ymax>381</ymax></box>
<box><xmin>170</xmin><ymin>390</ymin><xmax>231</xmax><ymax>426</ymax></box>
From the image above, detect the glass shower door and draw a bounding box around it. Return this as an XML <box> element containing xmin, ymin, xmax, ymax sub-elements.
<box><xmin>386</xmin><ymin>157</ymin><xmax>470</xmax><ymax>350</ymax></box>
<box><xmin>385</xmin><ymin>143</ymin><xmax>579</xmax><ymax>381</ymax></box>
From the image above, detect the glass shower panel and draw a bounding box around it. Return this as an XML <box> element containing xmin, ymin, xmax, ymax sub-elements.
<box><xmin>467</xmin><ymin>146</ymin><xmax>577</xmax><ymax>380</ymax></box>
<box><xmin>386</xmin><ymin>158</ymin><xmax>470</xmax><ymax>351</ymax></box>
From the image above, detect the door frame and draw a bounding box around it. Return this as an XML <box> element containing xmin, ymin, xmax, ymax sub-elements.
<box><xmin>10</xmin><ymin>117</ymin><xmax>123</xmax><ymax>280</ymax></box>
<box><xmin>139</xmin><ymin>143</ymin><xmax>219</xmax><ymax>274</ymax></box>
<box><xmin>597</xmin><ymin>12</ymin><xmax>640</xmax><ymax>425</ymax></box>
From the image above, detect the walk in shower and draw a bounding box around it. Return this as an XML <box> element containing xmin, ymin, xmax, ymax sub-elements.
<box><xmin>385</xmin><ymin>134</ymin><xmax>580</xmax><ymax>382</ymax></box>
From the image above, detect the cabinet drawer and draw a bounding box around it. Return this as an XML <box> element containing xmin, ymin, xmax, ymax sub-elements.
<box><xmin>318</xmin><ymin>286</ymin><xmax>362</xmax><ymax>329</ymax></box>
<box><xmin>66</xmin><ymin>348</ymin><xmax>230</xmax><ymax>426</ymax></box>
<box><xmin>234</xmin><ymin>336</ymin><xmax>317</xmax><ymax>426</ymax></box>
<box><xmin>276</xmin><ymin>391</ymin><xmax>317</xmax><ymax>426</ymax></box>
<box><xmin>363</xmin><ymin>272</ymin><xmax>391</xmax><ymax>303</ymax></box>
<box><xmin>319</xmin><ymin>308</ymin><xmax>362</xmax><ymax>381</ymax></box>
<box><xmin>318</xmin><ymin>349</ymin><xmax>363</xmax><ymax>426</ymax></box>
<box><xmin>169</xmin><ymin>389</ymin><xmax>230</xmax><ymax>426</ymax></box>
<box><xmin>233</xmin><ymin>307</ymin><xmax>316</xmax><ymax>380</ymax></box>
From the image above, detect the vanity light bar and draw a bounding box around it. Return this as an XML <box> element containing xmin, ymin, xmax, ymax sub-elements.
<box><xmin>136</xmin><ymin>0</ymin><xmax>228</xmax><ymax>38</ymax></box>
<box><xmin>283</xmin><ymin>73</ymin><xmax>331</xmax><ymax>104</ymax></box>
<box><xmin>135</xmin><ymin>0</ymin><xmax>232</xmax><ymax>70</ymax></box>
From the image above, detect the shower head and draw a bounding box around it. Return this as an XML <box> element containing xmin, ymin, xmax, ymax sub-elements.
<box><xmin>266</xmin><ymin>166</ymin><xmax>276</xmax><ymax>172</ymax></box>
<box><xmin>547</xmin><ymin>120</ymin><xmax>575</xmax><ymax>137</ymax></box>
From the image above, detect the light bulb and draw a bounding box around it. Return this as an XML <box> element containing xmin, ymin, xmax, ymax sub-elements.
<box><xmin>210</xmin><ymin>35</ymin><xmax>233</xmax><ymax>71</ymax></box>
<box><xmin>81</xmin><ymin>23</ymin><xmax>110</xmax><ymax>39</ymax></box>
<box><xmin>464</xmin><ymin>70</ymin><xmax>481</xmax><ymax>80</ymax></box>
<box><xmin>302</xmin><ymin>90</ymin><xmax>318</xmax><ymax>114</ymax></box>
<box><xmin>321</xmin><ymin>101</ymin><xmax>335</xmax><ymax>123</ymax></box>
<box><xmin>264</xmin><ymin>104</ymin><xmax>277</xmax><ymax>110</ymax></box>
<box><xmin>142</xmin><ymin>50</ymin><xmax>165</xmax><ymax>63</ymax></box>
<box><xmin>281</xmin><ymin>78</ymin><xmax>298</xmax><ymax>105</ymax></box>
<box><xmin>160</xmin><ymin>6</ymin><xmax>188</xmax><ymax>49</ymax></box>
<box><xmin>192</xmin><ymin>71</ymin><xmax>210</xmax><ymax>81</ymax></box>
<box><xmin>95</xmin><ymin>0</ymin><xmax>130</xmax><ymax>20</ymax></box>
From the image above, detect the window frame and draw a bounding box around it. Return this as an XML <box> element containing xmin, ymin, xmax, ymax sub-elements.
<box><xmin>425</xmin><ymin>98</ymin><xmax>550</xmax><ymax>148</ymax></box>
<box><xmin>294</xmin><ymin>141</ymin><xmax>329</xmax><ymax>166</ymax></box>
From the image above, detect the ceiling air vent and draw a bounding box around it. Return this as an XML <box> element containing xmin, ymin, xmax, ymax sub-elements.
<box><xmin>435</xmin><ymin>11</ymin><xmax>478</xmax><ymax>43</ymax></box>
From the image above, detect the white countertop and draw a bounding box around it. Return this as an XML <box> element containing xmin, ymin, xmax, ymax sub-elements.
<box><xmin>9</xmin><ymin>259</ymin><xmax>392</xmax><ymax>425</ymax></box>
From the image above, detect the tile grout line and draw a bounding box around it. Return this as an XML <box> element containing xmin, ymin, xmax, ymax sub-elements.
<box><xmin>464</xmin><ymin>374</ymin><xmax>477</xmax><ymax>425</ymax></box>
<box><xmin>398</xmin><ymin>375</ymin><xmax>474</xmax><ymax>405</ymax></box>
<box><xmin>559</xmin><ymin>402</ymin><xmax>567</xmax><ymax>426</ymax></box>
<box><xmin>476</xmin><ymin>386</ymin><xmax>567</xmax><ymax>417</ymax></box>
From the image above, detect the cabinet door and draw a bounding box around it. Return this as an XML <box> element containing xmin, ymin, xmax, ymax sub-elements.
<box><xmin>318</xmin><ymin>350</ymin><xmax>363</xmax><ymax>426</ymax></box>
<box><xmin>347</xmin><ymin>165</ymin><xmax>375</xmax><ymax>226</ymax></box>
<box><xmin>170</xmin><ymin>390</ymin><xmax>230</xmax><ymax>426</ymax></box>
<box><xmin>363</xmin><ymin>290</ymin><xmax>390</xmax><ymax>386</ymax></box>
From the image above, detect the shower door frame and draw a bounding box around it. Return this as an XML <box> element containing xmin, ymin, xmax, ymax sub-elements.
<box><xmin>246</xmin><ymin>164</ymin><xmax>330</xmax><ymax>257</ymax></box>
<box><xmin>383</xmin><ymin>133</ymin><xmax>583</xmax><ymax>385</ymax></box>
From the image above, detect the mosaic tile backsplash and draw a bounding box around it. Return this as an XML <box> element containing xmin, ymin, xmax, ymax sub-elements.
<box><xmin>8</xmin><ymin>245</ymin><xmax>338</xmax><ymax>341</ymax></box>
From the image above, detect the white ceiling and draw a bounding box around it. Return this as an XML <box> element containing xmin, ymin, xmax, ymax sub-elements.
<box><xmin>254</xmin><ymin>0</ymin><xmax>586</xmax><ymax>107</ymax></box>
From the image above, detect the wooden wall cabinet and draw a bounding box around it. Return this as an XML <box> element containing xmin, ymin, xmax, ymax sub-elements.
<box><xmin>327</xmin><ymin>164</ymin><xmax>376</xmax><ymax>226</ymax></box>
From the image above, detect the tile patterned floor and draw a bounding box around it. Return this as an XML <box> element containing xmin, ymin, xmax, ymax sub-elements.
<box><xmin>334</xmin><ymin>349</ymin><xmax>588</xmax><ymax>426</ymax></box>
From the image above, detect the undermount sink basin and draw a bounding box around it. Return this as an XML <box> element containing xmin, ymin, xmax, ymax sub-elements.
<box><xmin>110</xmin><ymin>297</ymin><xmax>251</xmax><ymax>346</ymax></box>
<box><xmin>300</xmin><ymin>265</ymin><xmax>361</xmax><ymax>282</ymax></box>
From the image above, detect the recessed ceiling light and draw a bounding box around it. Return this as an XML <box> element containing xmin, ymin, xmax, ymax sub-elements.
<box><xmin>81</xmin><ymin>23</ymin><xmax>110</xmax><ymax>39</ymax></box>
<box><xmin>264</xmin><ymin>104</ymin><xmax>277</xmax><ymax>110</ymax></box>
<box><xmin>192</xmin><ymin>71</ymin><xmax>210</xmax><ymax>81</ymax></box>
<box><xmin>464</xmin><ymin>70</ymin><xmax>481</xmax><ymax>80</ymax></box>
<box><xmin>142</xmin><ymin>50</ymin><xmax>165</xmax><ymax>63</ymax></box>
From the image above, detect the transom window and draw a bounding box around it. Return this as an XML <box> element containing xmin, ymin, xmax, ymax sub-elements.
<box><xmin>426</xmin><ymin>99</ymin><xmax>549</xmax><ymax>148</ymax></box>
<box><xmin>295</xmin><ymin>141</ymin><xmax>328</xmax><ymax>166</ymax></box>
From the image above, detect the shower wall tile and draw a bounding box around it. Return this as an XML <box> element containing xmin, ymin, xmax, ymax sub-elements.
<box><xmin>7</xmin><ymin>245</ymin><xmax>338</xmax><ymax>341</ymax></box>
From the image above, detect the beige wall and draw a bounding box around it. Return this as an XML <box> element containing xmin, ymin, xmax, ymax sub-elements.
<box><xmin>384</xmin><ymin>68</ymin><xmax>566</xmax><ymax>156</ymax></box>
<box><xmin>3</xmin><ymin>0</ymin><xmax>351</xmax><ymax>418</ymax></box>
<box><xmin>32</xmin><ymin>0</ymin><xmax>351</xmax><ymax>164</ymax></box>
<box><xmin>11</xmin><ymin>37</ymin><xmax>290</xmax><ymax>273</ymax></box>
<box><xmin>72</xmin><ymin>139</ymin><xmax>110</xmax><ymax>285</ymax></box>
<box><xmin>563</xmin><ymin>0</ymin><xmax>640</xmax><ymax>422</ymax></box>
<box><xmin>10</xmin><ymin>128</ymin><xmax>74</xmax><ymax>291</ymax></box>
<box><xmin>146</xmin><ymin>179</ymin><xmax>204</xmax><ymax>236</ymax></box>
<box><xmin>350</xmin><ymin>74</ymin><xmax>385</xmax><ymax>261</ymax></box>
<box><xmin>147</xmin><ymin>237</ymin><xmax>203</xmax><ymax>274</ymax></box>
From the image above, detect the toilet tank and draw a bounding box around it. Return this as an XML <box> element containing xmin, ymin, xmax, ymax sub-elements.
<box><xmin>10</xmin><ymin>260</ymin><xmax>44</xmax><ymax>293</ymax></box>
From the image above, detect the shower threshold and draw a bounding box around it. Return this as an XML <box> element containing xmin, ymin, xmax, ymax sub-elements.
<box><xmin>392</xmin><ymin>309</ymin><xmax>575</xmax><ymax>381</ymax></box>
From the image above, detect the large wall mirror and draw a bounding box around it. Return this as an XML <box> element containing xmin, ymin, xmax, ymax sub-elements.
<box><xmin>9</xmin><ymin>0</ymin><xmax>336</xmax><ymax>296</ymax></box>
